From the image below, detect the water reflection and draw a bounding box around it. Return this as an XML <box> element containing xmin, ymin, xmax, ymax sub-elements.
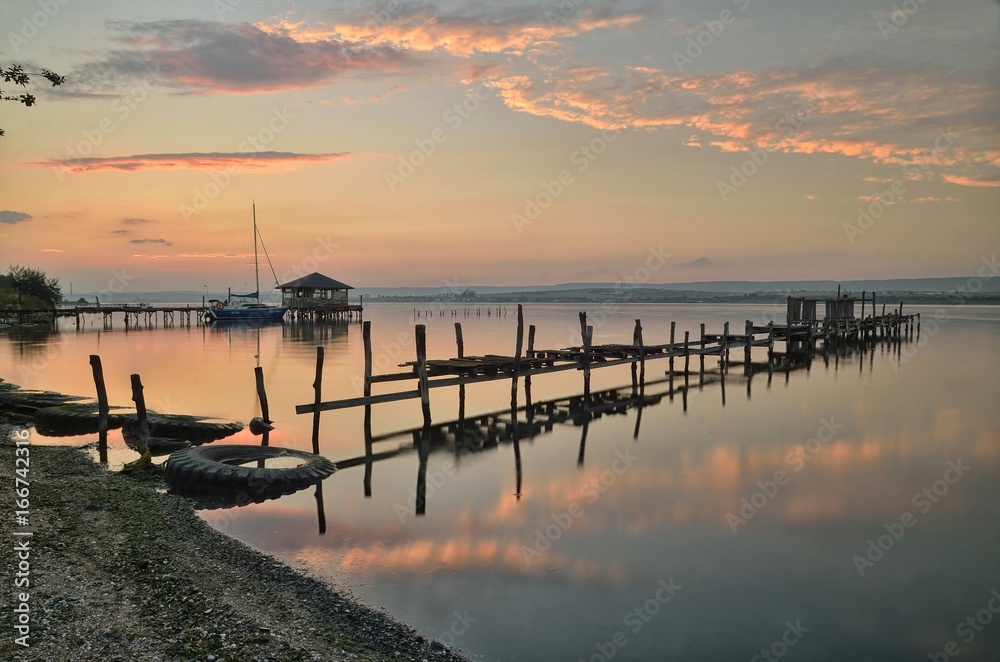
<box><xmin>4</xmin><ymin>305</ymin><xmax>999</xmax><ymax>660</ymax></box>
<box><xmin>320</xmin><ymin>336</ymin><xmax>891</xmax><ymax>524</ymax></box>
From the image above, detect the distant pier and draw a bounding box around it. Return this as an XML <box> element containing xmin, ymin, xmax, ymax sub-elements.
<box><xmin>0</xmin><ymin>301</ymin><xmax>365</xmax><ymax>328</ymax></box>
<box><xmin>297</xmin><ymin>293</ymin><xmax>919</xmax><ymax>428</ymax></box>
<box><xmin>1</xmin><ymin>304</ymin><xmax>208</xmax><ymax>329</ymax></box>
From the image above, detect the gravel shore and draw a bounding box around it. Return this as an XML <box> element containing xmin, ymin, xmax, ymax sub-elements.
<box><xmin>0</xmin><ymin>426</ymin><xmax>473</xmax><ymax>661</ymax></box>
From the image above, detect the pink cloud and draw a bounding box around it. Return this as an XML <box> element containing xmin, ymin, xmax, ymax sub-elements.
<box><xmin>64</xmin><ymin>20</ymin><xmax>411</xmax><ymax>95</ymax></box>
<box><xmin>489</xmin><ymin>58</ymin><xmax>999</xmax><ymax>186</ymax></box>
<box><xmin>31</xmin><ymin>151</ymin><xmax>349</xmax><ymax>173</ymax></box>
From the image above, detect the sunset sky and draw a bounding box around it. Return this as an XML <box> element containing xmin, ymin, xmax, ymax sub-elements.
<box><xmin>1</xmin><ymin>0</ymin><xmax>998</xmax><ymax>293</ymax></box>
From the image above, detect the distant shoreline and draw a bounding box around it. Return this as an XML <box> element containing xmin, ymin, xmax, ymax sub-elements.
<box><xmin>366</xmin><ymin>292</ymin><xmax>1000</xmax><ymax>305</ymax></box>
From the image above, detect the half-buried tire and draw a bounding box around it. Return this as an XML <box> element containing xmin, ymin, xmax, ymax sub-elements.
<box><xmin>164</xmin><ymin>445</ymin><xmax>336</xmax><ymax>498</ymax></box>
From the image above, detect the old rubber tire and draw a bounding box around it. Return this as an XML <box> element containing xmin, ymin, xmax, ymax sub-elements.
<box><xmin>164</xmin><ymin>445</ymin><xmax>336</xmax><ymax>497</ymax></box>
<box><xmin>33</xmin><ymin>406</ymin><xmax>127</xmax><ymax>437</ymax></box>
<box><xmin>122</xmin><ymin>415</ymin><xmax>243</xmax><ymax>444</ymax></box>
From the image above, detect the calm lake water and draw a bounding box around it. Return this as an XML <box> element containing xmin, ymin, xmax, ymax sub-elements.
<box><xmin>3</xmin><ymin>303</ymin><xmax>1000</xmax><ymax>661</ymax></box>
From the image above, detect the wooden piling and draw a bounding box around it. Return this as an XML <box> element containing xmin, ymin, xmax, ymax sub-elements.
<box><xmin>579</xmin><ymin>312</ymin><xmax>592</xmax><ymax>396</ymax></box>
<box><xmin>721</xmin><ymin>321</ymin><xmax>730</xmax><ymax>371</ymax></box>
<box><xmin>669</xmin><ymin>321</ymin><xmax>676</xmax><ymax>375</ymax></box>
<box><xmin>254</xmin><ymin>366</ymin><xmax>271</xmax><ymax>424</ymax></box>
<box><xmin>89</xmin><ymin>355</ymin><xmax>109</xmax><ymax>463</ymax></box>
<box><xmin>636</xmin><ymin>320</ymin><xmax>645</xmax><ymax>384</ymax></box>
<box><xmin>363</xmin><ymin>321</ymin><xmax>373</xmax><ymax>399</ymax></box>
<box><xmin>683</xmin><ymin>331</ymin><xmax>691</xmax><ymax>375</ymax></box>
<box><xmin>699</xmin><ymin>323</ymin><xmax>706</xmax><ymax>377</ymax></box>
<box><xmin>511</xmin><ymin>304</ymin><xmax>524</xmax><ymax>409</ymax></box>
<box><xmin>744</xmin><ymin>319</ymin><xmax>752</xmax><ymax>366</ymax></box>
<box><xmin>415</xmin><ymin>324</ymin><xmax>432</xmax><ymax>428</ymax></box>
<box><xmin>311</xmin><ymin>346</ymin><xmax>324</xmax><ymax>454</ymax></box>
<box><xmin>129</xmin><ymin>374</ymin><xmax>149</xmax><ymax>450</ymax></box>
<box><xmin>631</xmin><ymin>319</ymin><xmax>641</xmax><ymax>391</ymax></box>
<box><xmin>525</xmin><ymin>323</ymin><xmax>536</xmax><ymax>404</ymax></box>
<box><xmin>455</xmin><ymin>322</ymin><xmax>465</xmax><ymax>358</ymax></box>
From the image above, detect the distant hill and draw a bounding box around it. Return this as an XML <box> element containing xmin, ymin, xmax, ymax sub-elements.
<box><xmin>72</xmin><ymin>276</ymin><xmax>999</xmax><ymax>305</ymax></box>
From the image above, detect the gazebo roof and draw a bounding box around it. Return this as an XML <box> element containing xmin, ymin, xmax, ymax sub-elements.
<box><xmin>277</xmin><ymin>272</ymin><xmax>353</xmax><ymax>290</ymax></box>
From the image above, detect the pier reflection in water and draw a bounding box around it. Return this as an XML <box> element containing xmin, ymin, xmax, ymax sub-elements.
<box><xmin>314</xmin><ymin>333</ymin><xmax>879</xmax><ymax>525</ymax></box>
<box><xmin>4</xmin><ymin>304</ymin><xmax>997</xmax><ymax>660</ymax></box>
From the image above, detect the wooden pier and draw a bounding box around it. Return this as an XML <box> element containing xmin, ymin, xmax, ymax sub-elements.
<box><xmin>296</xmin><ymin>297</ymin><xmax>920</xmax><ymax>433</ymax></box>
<box><xmin>285</xmin><ymin>303</ymin><xmax>363</xmax><ymax>322</ymax></box>
<box><xmin>1</xmin><ymin>300</ymin><xmax>365</xmax><ymax>329</ymax></box>
<box><xmin>314</xmin><ymin>320</ymin><xmax>890</xmax><ymax>517</ymax></box>
<box><xmin>0</xmin><ymin>304</ymin><xmax>209</xmax><ymax>329</ymax></box>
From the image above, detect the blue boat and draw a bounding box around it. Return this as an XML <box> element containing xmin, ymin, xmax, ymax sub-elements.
<box><xmin>207</xmin><ymin>204</ymin><xmax>288</xmax><ymax>324</ymax></box>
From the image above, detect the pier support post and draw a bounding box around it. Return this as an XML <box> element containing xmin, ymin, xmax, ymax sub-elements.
<box><xmin>311</xmin><ymin>347</ymin><xmax>324</xmax><ymax>454</ymax></box>
<box><xmin>579</xmin><ymin>312</ymin><xmax>592</xmax><ymax>397</ymax></box>
<box><xmin>631</xmin><ymin>319</ymin><xmax>641</xmax><ymax>392</ymax></box>
<box><xmin>744</xmin><ymin>319</ymin><xmax>752</xmax><ymax>368</ymax></box>
<box><xmin>254</xmin><ymin>366</ymin><xmax>271</xmax><ymax>425</ymax></box>
<box><xmin>525</xmin><ymin>323</ymin><xmax>536</xmax><ymax>410</ymax></box>
<box><xmin>89</xmin><ymin>355</ymin><xmax>109</xmax><ymax>464</ymax></box>
<box><xmin>699</xmin><ymin>323</ymin><xmax>706</xmax><ymax>381</ymax></box>
<box><xmin>683</xmin><ymin>330</ymin><xmax>691</xmax><ymax>376</ymax></box>
<box><xmin>455</xmin><ymin>322</ymin><xmax>466</xmax><ymax>420</ymax></box>
<box><xmin>511</xmin><ymin>304</ymin><xmax>524</xmax><ymax>410</ymax></box>
<box><xmin>129</xmin><ymin>373</ymin><xmax>149</xmax><ymax>458</ymax></box>
<box><xmin>363</xmin><ymin>321</ymin><xmax>373</xmax><ymax>399</ymax></box>
<box><xmin>669</xmin><ymin>321</ymin><xmax>676</xmax><ymax>376</ymax></box>
<box><xmin>722</xmin><ymin>321</ymin><xmax>730</xmax><ymax>372</ymax></box>
<box><xmin>415</xmin><ymin>325</ymin><xmax>432</xmax><ymax>428</ymax></box>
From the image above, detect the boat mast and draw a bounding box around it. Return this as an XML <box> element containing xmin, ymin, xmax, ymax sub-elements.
<box><xmin>253</xmin><ymin>201</ymin><xmax>260</xmax><ymax>302</ymax></box>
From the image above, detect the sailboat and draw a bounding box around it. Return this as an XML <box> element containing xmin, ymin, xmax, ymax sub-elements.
<box><xmin>206</xmin><ymin>203</ymin><xmax>288</xmax><ymax>323</ymax></box>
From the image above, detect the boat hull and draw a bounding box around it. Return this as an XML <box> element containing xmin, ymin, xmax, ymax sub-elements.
<box><xmin>207</xmin><ymin>306</ymin><xmax>287</xmax><ymax>323</ymax></box>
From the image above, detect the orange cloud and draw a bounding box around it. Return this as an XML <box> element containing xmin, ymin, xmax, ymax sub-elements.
<box><xmin>489</xmin><ymin>59</ymin><xmax>999</xmax><ymax>186</ymax></box>
<box><xmin>941</xmin><ymin>174</ymin><xmax>1000</xmax><ymax>187</ymax></box>
<box><xmin>281</xmin><ymin>7</ymin><xmax>649</xmax><ymax>58</ymax></box>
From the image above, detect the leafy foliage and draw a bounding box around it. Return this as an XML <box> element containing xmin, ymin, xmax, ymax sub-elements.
<box><xmin>1</xmin><ymin>53</ymin><xmax>65</xmax><ymax>138</ymax></box>
<box><xmin>0</xmin><ymin>265</ymin><xmax>62</xmax><ymax>307</ymax></box>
